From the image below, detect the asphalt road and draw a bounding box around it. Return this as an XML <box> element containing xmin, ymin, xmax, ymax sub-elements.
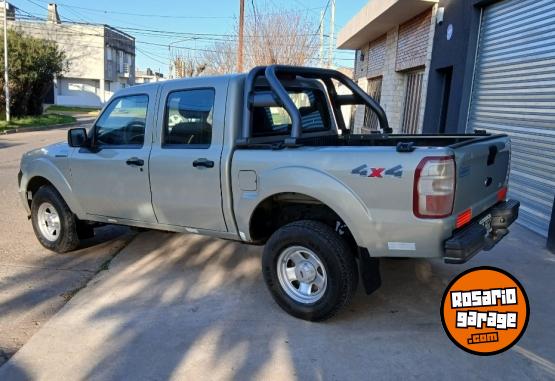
<box><xmin>0</xmin><ymin>127</ymin><xmax>132</xmax><ymax>366</ymax></box>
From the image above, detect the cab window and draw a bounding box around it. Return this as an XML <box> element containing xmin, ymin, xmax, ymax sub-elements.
<box><xmin>95</xmin><ymin>95</ymin><xmax>149</xmax><ymax>147</ymax></box>
<box><xmin>252</xmin><ymin>89</ymin><xmax>331</xmax><ymax>137</ymax></box>
<box><xmin>163</xmin><ymin>88</ymin><xmax>215</xmax><ymax>148</ymax></box>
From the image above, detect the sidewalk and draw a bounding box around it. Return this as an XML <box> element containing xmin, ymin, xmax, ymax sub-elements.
<box><xmin>0</xmin><ymin>225</ymin><xmax>553</xmax><ymax>380</ymax></box>
<box><xmin>0</xmin><ymin>127</ymin><xmax>132</xmax><ymax>368</ymax></box>
<box><xmin>0</xmin><ymin>114</ymin><xmax>96</xmax><ymax>135</ymax></box>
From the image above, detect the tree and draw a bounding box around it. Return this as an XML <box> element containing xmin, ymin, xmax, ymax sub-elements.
<box><xmin>0</xmin><ymin>29</ymin><xmax>67</xmax><ymax>117</ymax></box>
<box><xmin>171</xmin><ymin>52</ymin><xmax>206</xmax><ymax>78</ymax></box>
<box><xmin>202</xmin><ymin>42</ymin><xmax>237</xmax><ymax>76</ymax></box>
<box><xmin>201</xmin><ymin>9</ymin><xmax>319</xmax><ymax>74</ymax></box>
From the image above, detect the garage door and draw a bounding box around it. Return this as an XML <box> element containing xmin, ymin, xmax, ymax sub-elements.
<box><xmin>467</xmin><ymin>0</ymin><xmax>555</xmax><ymax>237</ymax></box>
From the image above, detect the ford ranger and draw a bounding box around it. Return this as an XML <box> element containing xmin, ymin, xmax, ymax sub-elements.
<box><xmin>18</xmin><ymin>65</ymin><xmax>519</xmax><ymax>321</ymax></box>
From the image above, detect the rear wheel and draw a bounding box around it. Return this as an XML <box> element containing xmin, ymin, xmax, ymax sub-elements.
<box><xmin>262</xmin><ymin>220</ymin><xmax>357</xmax><ymax>321</ymax></box>
<box><xmin>31</xmin><ymin>186</ymin><xmax>80</xmax><ymax>253</ymax></box>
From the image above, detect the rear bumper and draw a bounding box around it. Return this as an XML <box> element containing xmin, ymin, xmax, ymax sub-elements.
<box><xmin>443</xmin><ymin>199</ymin><xmax>520</xmax><ymax>264</ymax></box>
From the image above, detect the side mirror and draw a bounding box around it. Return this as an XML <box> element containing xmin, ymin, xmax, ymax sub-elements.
<box><xmin>68</xmin><ymin>128</ymin><xmax>88</xmax><ymax>148</ymax></box>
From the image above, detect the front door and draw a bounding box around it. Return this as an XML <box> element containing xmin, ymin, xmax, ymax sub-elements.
<box><xmin>70</xmin><ymin>90</ymin><xmax>157</xmax><ymax>223</ymax></box>
<box><xmin>149</xmin><ymin>80</ymin><xmax>227</xmax><ymax>231</ymax></box>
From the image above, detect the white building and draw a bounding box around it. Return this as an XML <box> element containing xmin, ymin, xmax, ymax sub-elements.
<box><xmin>5</xmin><ymin>3</ymin><xmax>136</xmax><ymax>107</ymax></box>
<box><xmin>135</xmin><ymin>68</ymin><xmax>164</xmax><ymax>84</ymax></box>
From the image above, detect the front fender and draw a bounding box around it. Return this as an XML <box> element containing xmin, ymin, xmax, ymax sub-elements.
<box><xmin>22</xmin><ymin>157</ymin><xmax>85</xmax><ymax>218</ymax></box>
<box><xmin>234</xmin><ymin>166</ymin><xmax>378</xmax><ymax>248</ymax></box>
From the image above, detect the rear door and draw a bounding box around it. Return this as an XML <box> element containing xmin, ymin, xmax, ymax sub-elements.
<box><xmin>148</xmin><ymin>79</ymin><xmax>227</xmax><ymax>231</ymax></box>
<box><xmin>70</xmin><ymin>90</ymin><xmax>158</xmax><ymax>223</ymax></box>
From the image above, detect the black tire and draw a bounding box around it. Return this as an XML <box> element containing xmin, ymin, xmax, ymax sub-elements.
<box><xmin>31</xmin><ymin>185</ymin><xmax>80</xmax><ymax>253</ymax></box>
<box><xmin>262</xmin><ymin>220</ymin><xmax>358</xmax><ymax>321</ymax></box>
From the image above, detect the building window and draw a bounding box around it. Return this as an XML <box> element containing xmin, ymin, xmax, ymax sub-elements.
<box><xmin>106</xmin><ymin>47</ymin><xmax>112</xmax><ymax>61</ymax></box>
<box><xmin>401</xmin><ymin>69</ymin><xmax>425</xmax><ymax>134</ymax></box>
<box><xmin>118</xmin><ymin>50</ymin><xmax>124</xmax><ymax>73</ymax></box>
<box><xmin>362</xmin><ymin>76</ymin><xmax>383</xmax><ymax>133</ymax></box>
<box><xmin>163</xmin><ymin>89</ymin><xmax>215</xmax><ymax>147</ymax></box>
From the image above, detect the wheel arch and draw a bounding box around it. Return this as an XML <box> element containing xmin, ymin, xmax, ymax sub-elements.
<box><xmin>235</xmin><ymin>166</ymin><xmax>377</xmax><ymax>249</ymax></box>
<box><xmin>26</xmin><ymin>176</ymin><xmax>54</xmax><ymax>205</ymax></box>
<box><xmin>247</xmin><ymin>191</ymin><xmax>364</xmax><ymax>254</ymax></box>
<box><xmin>23</xmin><ymin>159</ymin><xmax>84</xmax><ymax>217</ymax></box>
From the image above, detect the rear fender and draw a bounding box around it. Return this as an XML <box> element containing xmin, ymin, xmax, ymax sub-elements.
<box><xmin>235</xmin><ymin>166</ymin><xmax>378</xmax><ymax>247</ymax></box>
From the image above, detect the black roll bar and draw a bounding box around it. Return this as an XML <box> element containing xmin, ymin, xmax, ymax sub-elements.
<box><xmin>239</xmin><ymin>65</ymin><xmax>391</xmax><ymax>146</ymax></box>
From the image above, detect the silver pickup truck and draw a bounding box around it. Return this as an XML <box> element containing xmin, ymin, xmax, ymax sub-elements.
<box><xmin>19</xmin><ymin>65</ymin><xmax>519</xmax><ymax>321</ymax></box>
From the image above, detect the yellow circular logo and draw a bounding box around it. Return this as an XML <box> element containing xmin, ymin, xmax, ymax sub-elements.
<box><xmin>441</xmin><ymin>267</ymin><xmax>529</xmax><ymax>355</ymax></box>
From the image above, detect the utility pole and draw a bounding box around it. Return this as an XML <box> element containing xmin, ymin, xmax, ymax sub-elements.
<box><xmin>3</xmin><ymin>0</ymin><xmax>10</xmax><ymax>122</ymax></box>
<box><xmin>319</xmin><ymin>9</ymin><xmax>325</xmax><ymax>67</ymax></box>
<box><xmin>168</xmin><ymin>45</ymin><xmax>173</xmax><ymax>79</ymax></box>
<box><xmin>237</xmin><ymin>0</ymin><xmax>245</xmax><ymax>73</ymax></box>
<box><xmin>328</xmin><ymin>0</ymin><xmax>335</xmax><ymax>68</ymax></box>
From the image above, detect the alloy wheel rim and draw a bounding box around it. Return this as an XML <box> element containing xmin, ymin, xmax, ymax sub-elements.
<box><xmin>37</xmin><ymin>202</ymin><xmax>61</xmax><ymax>242</ymax></box>
<box><xmin>277</xmin><ymin>245</ymin><xmax>327</xmax><ymax>304</ymax></box>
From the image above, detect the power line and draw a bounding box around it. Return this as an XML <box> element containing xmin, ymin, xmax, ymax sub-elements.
<box><xmin>26</xmin><ymin>0</ymin><xmax>236</xmax><ymax>19</ymax></box>
<box><xmin>316</xmin><ymin>0</ymin><xmax>331</xmax><ymax>34</ymax></box>
<box><xmin>9</xmin><ymin>19</ymin><xmax>356</xmax><ymax>62</ymax></box>
<box><xmin>136</xmin><ymin>46</ymin><xmax>167</xmax><ymax>65</ymax></box>
<box><xmin>23</xmin><ymin>0</ymin><xmax>325</xmax><ymax>20</ymax></box>
<box><xmin>14</xmin><ymin>15</ymin><xmax>327</xmax><ymax>39</ymax></box>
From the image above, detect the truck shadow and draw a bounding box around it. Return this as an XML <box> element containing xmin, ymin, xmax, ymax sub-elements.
<box><xmin>0</xmin><ymin>225</ymin><xmax>132</xmax><ymax>368</ymax></box>
<box><xmin>65</xmin><ymin>231</ymin><xmax>464</xmax><ymax>380</ymax></box>
<box><xmin>2</xmin><ymin>226</ymin><xmax>554</xmax><ymax>379</ymax></box>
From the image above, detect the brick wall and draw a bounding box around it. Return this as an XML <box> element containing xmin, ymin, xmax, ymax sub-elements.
<box><xmin>380</xmin><ymin>27</ymin><xmax>406</xmax><ymax>133</ymax></box>
<box><xmin>417</xmin><ymin>5</ymin><xmax>437</xmax><ymax>133</ymax></box>
<box><xmin>367</xmin><ymin>35</ymin><xmax>386</xmax><ymax>78</ymax></box>
<box><xmin>348</xmin><ymin>6</ymin><xmax>436</xmax><ymax>133</ymax></box>
<box><xmin>396</xmin><ymin>10</ymin><xmax>432</xmax><ymax>72</ymax></box>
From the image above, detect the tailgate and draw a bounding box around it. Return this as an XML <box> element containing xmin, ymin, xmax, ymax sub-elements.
<box><xmin>452</xmin><ymin>135</ymin><xmax>511</xmax><ymax>216</ymax></box>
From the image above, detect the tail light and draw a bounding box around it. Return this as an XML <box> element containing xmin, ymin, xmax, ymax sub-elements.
<box><xmin>413</xmin><ymin>156</ymin><xmax>456</xmax><ymax>218</ymax></box>
<box><xmin>456</xmin><ymin>208</ymin><xmax>472</xmax><ymax>228</ymax></box>
<box><xmin>497</xmin><ymin>186</ymin><xmax>508</xmax><ymax>202</ymax></box>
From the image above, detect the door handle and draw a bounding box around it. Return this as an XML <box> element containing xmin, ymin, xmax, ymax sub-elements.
<box><xmin>193</xmin><ymin>158</ymin><xmax>214</xmax><ymax>168</ymax></box>
<box><xmin>126</xmin><ymin>157</ymin><xmax>144</xmax><ymax>167</ymax></box>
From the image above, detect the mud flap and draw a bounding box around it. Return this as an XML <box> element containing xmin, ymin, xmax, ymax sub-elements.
<box><xmin>358</xmin><ymin>248</ymin><xmax>381</xmax><ymax>295</ymax></box>
<box><xmin>76</xmin><ymin>220</ymin><xmax>95</xmax><ymax>239</ymax></box>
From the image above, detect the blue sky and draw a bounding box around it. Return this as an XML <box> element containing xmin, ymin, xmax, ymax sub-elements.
<box><xmin>10</xmin><ymin>0</ymin><xmax>368</xmax><ymax>75</ymax></box>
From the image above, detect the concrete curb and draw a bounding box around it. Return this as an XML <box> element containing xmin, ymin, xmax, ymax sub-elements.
<box><xmin>0</xmin><ymin>118</ymin><xmax>95</xmax><ymax>135</ymax></box>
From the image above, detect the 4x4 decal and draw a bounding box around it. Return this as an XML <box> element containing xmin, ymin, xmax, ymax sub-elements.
<box><xmin>351</xmin><ymin>164</ymin><xmax>403</xmax><ymax>178</ymax></box>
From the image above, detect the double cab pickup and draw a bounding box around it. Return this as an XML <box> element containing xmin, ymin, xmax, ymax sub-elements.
<box><xmin>19</xmin><ymin>66</ymin><xmax>519</xmax><ymax>320</ymax></box>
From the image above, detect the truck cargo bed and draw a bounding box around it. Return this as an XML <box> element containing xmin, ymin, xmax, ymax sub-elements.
<box><xmin>294</xmin><ymin>133</ymin><xmax>506</xmax><ymax>148</ymax></box>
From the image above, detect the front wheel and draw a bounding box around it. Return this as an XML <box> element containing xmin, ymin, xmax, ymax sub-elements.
<box><xmin>31</xmin><ymin>185</ymin><xmax>80</xmax><ymax>253</ymax></box>
<box><xmin>262</xmin><ymin>220</ymin><xmax>358</xmax><ymax>321</ymax></box>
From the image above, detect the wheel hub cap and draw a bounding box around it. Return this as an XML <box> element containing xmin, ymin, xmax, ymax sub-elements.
<box><xmin>277</xmin><ymin>246</ymin><xmax>327</xmax><ymax>304</ymax></box>
<box><xmin>296</xmin><ymin>261</ymin><xmax>317</xmax><ymax>283</ymax></box>
<box><xmin>37</xmin><ymin>202</ymin><xmax>61</xmax><ymax>242</ymax></box>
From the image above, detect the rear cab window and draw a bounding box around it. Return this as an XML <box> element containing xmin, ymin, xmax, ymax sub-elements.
<box><xmin>252</xmin><ymin>88</ymin><xmax>332</xmax><ymax>137</ymax></box>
